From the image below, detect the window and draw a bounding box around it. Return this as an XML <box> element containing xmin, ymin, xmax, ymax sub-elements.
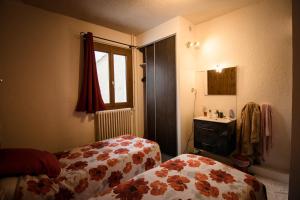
<box><xmin>94</xmin><ymin>43</ymin><xmax>133</xmax><ymax>109</ymax></box>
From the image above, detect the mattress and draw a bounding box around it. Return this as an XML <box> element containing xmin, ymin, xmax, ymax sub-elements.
<box><xmin>94</xmin><ymin>154</ymin><xmax>267</xmax><ymax>200</ymax></box>
<box><xmin>1</xmin><ymin>135</ymin><xmax>161</xmax><ymax>200</ymax></box>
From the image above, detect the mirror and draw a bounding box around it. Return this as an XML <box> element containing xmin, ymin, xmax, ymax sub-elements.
<box><xmin>195</xmin><ymin>66</ymin><xmax>237</xmax><ymax>119</ymax></box>
<box><xmin>207</xmin><ymin>67</ymin><xmax>236</xmax><ymax>95</ymax></box>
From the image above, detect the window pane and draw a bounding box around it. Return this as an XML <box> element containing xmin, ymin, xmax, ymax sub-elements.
<box><xmin>113</xmin><ymin>54</ymin><xmax>127</xmax><ymax>103</ymax></box>
<box><xmin>95</xmin><ymin>51</ymin><xmax>110</xmax><ymax>104</ymax></box>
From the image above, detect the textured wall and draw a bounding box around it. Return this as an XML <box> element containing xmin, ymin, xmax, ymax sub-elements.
<box><xmin>195</xmin><ymin>0</ymin><xmax>292</xmax><ymax>171</ymax></box>
<box><xmin>0</xmin><ymin>1</ymin><xmax>133</xmax><ymax>152</ymax></box>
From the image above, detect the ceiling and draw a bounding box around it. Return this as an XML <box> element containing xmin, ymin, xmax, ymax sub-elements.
<box><xmin>22</xmin><ymin>0</ymin><xmax>260</xmax><ymax>35</ymax></box>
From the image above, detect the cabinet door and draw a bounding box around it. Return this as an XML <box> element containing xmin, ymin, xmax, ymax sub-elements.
<box><xmin>155</xmin><ymin>36</ymin><xmax>177</xmax><ymax>156</ymax></box>
<box><xmin>145</xmin><ymin>44</ymin><xmax>155</xmax><ymax>141</ymax></box>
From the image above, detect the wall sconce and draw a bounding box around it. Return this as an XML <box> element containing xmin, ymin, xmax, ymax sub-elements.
<box><xmin>186</xmin><ymin>41</ymin><xmax>200</xmax><ymax>49</ymax></box>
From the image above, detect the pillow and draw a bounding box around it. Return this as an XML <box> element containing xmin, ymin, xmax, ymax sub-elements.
<box><xmin>0</xmin><ymin>148</ymin><xmax>61</xmax><ymax>178</ymax></box>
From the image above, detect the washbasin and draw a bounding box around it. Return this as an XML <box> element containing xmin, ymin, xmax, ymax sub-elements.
<box><xmin>194</xmin><ymin>116</ymin><xmax>235</xmax><ymax>123</ymax></box>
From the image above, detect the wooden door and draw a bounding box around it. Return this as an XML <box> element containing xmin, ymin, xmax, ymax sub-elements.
<box><xmin>155</xmin><ymin>36</ymin><xmax>177</xmax><ymax>156</ymax></box>
<box><xmin>145</xmin><ymin>44</ymin><xmax>156</xmax><ymax>141</ymax></box>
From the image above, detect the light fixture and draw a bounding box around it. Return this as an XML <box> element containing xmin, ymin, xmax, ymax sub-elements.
<box><xmin>186</xmin><ymin>41</ymin><xmax>200</xmax><ymax>49</ymax></box>
<box><xmin>215</xmin><ymin>64</ymin><xmax>223</xmax><ymax>73</ymax></box>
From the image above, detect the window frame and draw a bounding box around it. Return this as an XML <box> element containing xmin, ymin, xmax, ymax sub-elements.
<box><xmin>94</xmin><ymin>42</ymin><xmax>133</xmax><ymax>110</ymax></box>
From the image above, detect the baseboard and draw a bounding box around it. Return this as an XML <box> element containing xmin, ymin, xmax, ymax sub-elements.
<box><xmin>249</xmin><ymin>165</ymin><xmax>289</xmax><ymax>184</ymax></box>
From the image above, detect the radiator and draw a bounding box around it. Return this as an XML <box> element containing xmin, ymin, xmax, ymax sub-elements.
<box><xmin>95</xmin><ymin>108</ymin><xmax>134</xmax><ymax>140</ymax></box>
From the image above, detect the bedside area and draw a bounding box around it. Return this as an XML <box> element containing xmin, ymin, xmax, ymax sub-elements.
<box><xmin>194</xmin><ymin>116</ymin><xmax>236</xmax><ymax>156</ymax></box>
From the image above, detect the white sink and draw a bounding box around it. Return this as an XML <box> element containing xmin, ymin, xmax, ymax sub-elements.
<box><xmin>194</xmin><ymin>116</ymin><xmax>235</xmax><ymax>123</ymax></box>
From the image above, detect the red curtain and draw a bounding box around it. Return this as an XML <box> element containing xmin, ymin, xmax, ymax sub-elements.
<box><xmin>76</xmin><ymin>32</ymin><xmax>105</xmax><ymax>113</ymax></box>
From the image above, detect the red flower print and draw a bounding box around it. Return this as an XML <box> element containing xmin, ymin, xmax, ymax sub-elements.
<box><xmin>83</xmin><ymin>150</ymin><xmax>98</xmax><ymax>158</ymax></box>
<box><xmin>67</xmin><ymin>152</ymin><xmax>81</xmax><ymax>159</ymax></box>
<box><xmin>108</xmin><ymin>171</ymin><xmax>123</xmax><ymax>187</ymax></box>
<box><xmin>143</xmin><ymin>147</ymin><xmax>151</xmax><ymax>154</ymax></box>
<box><xmin>199</xmin><ymin>157</ymin><xmax>216</xmax><ymax>165</ymax></box>
<box><xmin>89</xmin><ymin>165</ymin><xmax>108</xmax><ymax>181</ymax></box>
<box><xmin>222</xmin><ymin>192</ymin><xmax>240</xmax><ymax>200</ymax></box>
<box><xmin>80</xmin><ymin>147</ymin><xmax>92</xmax><ymax>152</ymax></box>
<box><xmin>67</xmin><ymin>161</ymin><xmax>88</xmax><ymax>171</ymax></box>
<box><xmin>55</xmin><ymin>151</ymin><xmax>70</xmax><ymax>160</ymax></box>
<box><xmin>27</xmin><ymin>178</ymin><xmax>52</xmax><ymax>195</ymax></box>
<box><xmin>116</xmin><ymin>139</ymin><xmax>125</xmax><ymax>143</ymax></box>
<box><xmin>187</xmin><ymin>154</ymin><xmax>197</xmax><ymax>158</ymax></box>
<box><xmin>134</xmin><ymin>142</ymin><xmax>144</xmax><ymax>148</ymax></box>
<box><xmin>109</xmin><ymin>143</ymin><xmax>119</xmax><ymax>147</ymax></box>
<box><xmin>244</xmin><ymin>175</ymin><xmax>260</xmax><ymax>192</ymax></box>
<box><xmin>113</xmin><ymin>178</ymin><xmax>149</xmax><ymax>200</ymax></box>
<box><xmin>155</xmin><ymin>168</ymin><xmax>168</xmax><ymax>177</ymax></box>
<box><xmin>209</xmin><ymin>169</ymin><xmax>235</xmax><ymax>184</ymax></box>
<box><xmin>145</xmin><ymin>158</ymin><xmax>156</xmax><ymax>170</ymax></box>
<box><xmin>195</xmin><ymin>172</ymin><xmax>208</xmax><ymax>181</ymax></box>
<box><xmin>90</xmin><ymin>141</ymin><xmax>109</xmax><ymax>149</ymax></box>
<box><xmin>59</xmin><ymin>162</ymin><xmax>67</xmax><ymax>168</ymax></box>
<box><xmin>161</xmin><ymin>159</ymin><xmax>186</xmax><ymax>171</ymax></box>
<box><xmin>107</xmin><ymin>158</ymin><xmax>119</xmax><ymax>167</ymax></box>
<box><xmin>120</xmin><ymin>141</ymin><xmax>131</xmax><ymax>146</ymax></box>
<box><xmin>99</xmin><ymin>188</ymin><xmax>113</xmax><ymax>197</ymax></box>
<box><xmin>54</xmin><ymin>176</ymin><xmax>67</xmax><ymax>184</ymax></box>
<box><xmin>97</xmin><ymin>152</ymin><xmax>110</xmax><ymax>161</ymax></box>
<box><xmin>123</xmin><ymin>162</ymin><xmax>132</xmax><ymax>174</ymax></box>
<box><xmin>132</xmin><ymin>152</ymin><xmax>145</xmax><ymax>165</ymax></box>
<box><xmin>155</xmin><ymin>152</ymin><xmax>161</xmax><ymax>162</ymax></box>
<box><xmin>104</xmin><ymin>149</ymin><xmax>113</xmax><ymax>153</ymax></box>
<box><xmin>195</xmin><ymin>181</ymin><xmax>219</xmax><ymax>197</ymax></box>
<box><xmin>121</xmin><ymin>135</ymin><xmax>136</xmax><ymax>140</ymax></box>
<box><xmin>114</xmin><ymin>148</ymin><xmax>129</xmax><ymax>154</ymax></box>
<box><xmin>55</xmin><ymin>187</ymin><xmax>74</xmax><ymax>200</ymax></box>
<box><xmin>187</xmin><ymin>159</ymin><xmax>201</xmax><ymax>167</ymax></box>
<box><xmin>167</xmin><ymin>175</ymin><xmax>190</xmax><ymax>191</ymax></box>
<box><xmin>74</xmin><ymin>178</ymin><xmax>88</xmax><ymax>193</ymax></box>
<box><xmin>150</xmin><ymin>180</ymin><xmax>167</xmax><ymax>196</ymax></box>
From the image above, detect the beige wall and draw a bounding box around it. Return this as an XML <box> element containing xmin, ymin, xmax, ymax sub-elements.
<box><xmin>195</xmin><ymin>0</ymin><xmax>292</xmax><ymax>171</ymax></box>
<box><xmin>0</xmin><ymin>1</ymin><xmax>135</xmax><ymax>152</ymax></box>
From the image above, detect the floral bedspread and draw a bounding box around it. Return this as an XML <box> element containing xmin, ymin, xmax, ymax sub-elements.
<box><xmin>94</xmin><ymin>154</ymin><xmax>267</xmax><ymax>200</ymax></box>
<box><xmin>15</xmin><ymin>135</ymin><xmax>161</xmax><ymax>200</ymax></box>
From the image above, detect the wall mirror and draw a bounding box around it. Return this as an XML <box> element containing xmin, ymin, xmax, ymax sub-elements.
<box><xmin>195</xmin><ymin>66</ymin><xmax>237</xmax><ymax>119</ymax></box>
<box><xmin>207</xmin><ymin>67</ymin><xmax>237</xmax><ymax>95</ymax></box>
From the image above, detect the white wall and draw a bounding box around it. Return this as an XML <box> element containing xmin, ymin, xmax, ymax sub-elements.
<box><xmin>0</xmin><ymin>0</ymin><xmax>137</xmax><ymax>152</ymax></box>
<box><xmin>195</xmin><ymin>0</ymin><xmax>292</xmax><ymax>172</ymax></box>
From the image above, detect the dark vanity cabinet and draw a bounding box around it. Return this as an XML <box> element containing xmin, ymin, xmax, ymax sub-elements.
<box><xmin>194</xmin><ymin>119</ymin><xmax>236</xmax><ymax>156</ymax></box>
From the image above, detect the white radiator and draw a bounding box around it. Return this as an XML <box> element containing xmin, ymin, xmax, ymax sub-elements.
<box><xmin>95</xmin><ymin>108</ymin><xmax>134</xmax><ymax>140</ymax></box>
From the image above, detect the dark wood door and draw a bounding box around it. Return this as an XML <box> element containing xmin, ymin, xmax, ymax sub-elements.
<box><xmin>145</xmin><ymin>44</ymin><xmax>156</xmax><ymax>141</ymax></box>
<box><xmin>155</xmin><ymin>36</ymin><xmax>177</xmax><ymax>156</ymax></box>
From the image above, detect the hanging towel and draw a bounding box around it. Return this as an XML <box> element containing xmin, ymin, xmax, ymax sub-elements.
<box><xmin>261</xmin><ymin>104</ymin><xmax>272</xmax><ymax>153</ymax></box>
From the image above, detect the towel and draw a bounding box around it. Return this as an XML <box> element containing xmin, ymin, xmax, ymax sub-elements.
<box><xmin>260</xmin><ymin>104</ymin><xmax>272</xmax><ymax>161</ymax></box>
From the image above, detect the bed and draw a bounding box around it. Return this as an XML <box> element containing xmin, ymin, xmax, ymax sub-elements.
<box><xmin>0</xmin><ymin>135</ymin><xmax>161</xmax><ymax>200</ymax></box>
<box><xmin>93</xmin><ymin>154</ymin><xmax>267</xmax><ymax>200</ymax></box>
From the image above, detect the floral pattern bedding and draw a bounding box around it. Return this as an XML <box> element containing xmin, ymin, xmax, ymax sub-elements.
<box><xmin>14</xmin><ymin>135</ymin><xmax>161</xmax><ymax>200</ymax></box>
<box><xmin>94</xmin><ymin>154</ymin><xmax>267</xmax><ymax>200</ymax></box>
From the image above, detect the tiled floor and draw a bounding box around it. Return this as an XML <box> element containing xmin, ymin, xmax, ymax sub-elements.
<box><xmin>256</xmin><ymin>176</ymin><xmax>289</xmax><ymax>200</ymax></box>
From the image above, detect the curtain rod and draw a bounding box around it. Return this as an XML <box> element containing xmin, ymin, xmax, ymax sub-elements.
<box><xmin>80</xmin><ymin>32</ymin><xmax>136</xmax><ymax>48</ymax></box>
